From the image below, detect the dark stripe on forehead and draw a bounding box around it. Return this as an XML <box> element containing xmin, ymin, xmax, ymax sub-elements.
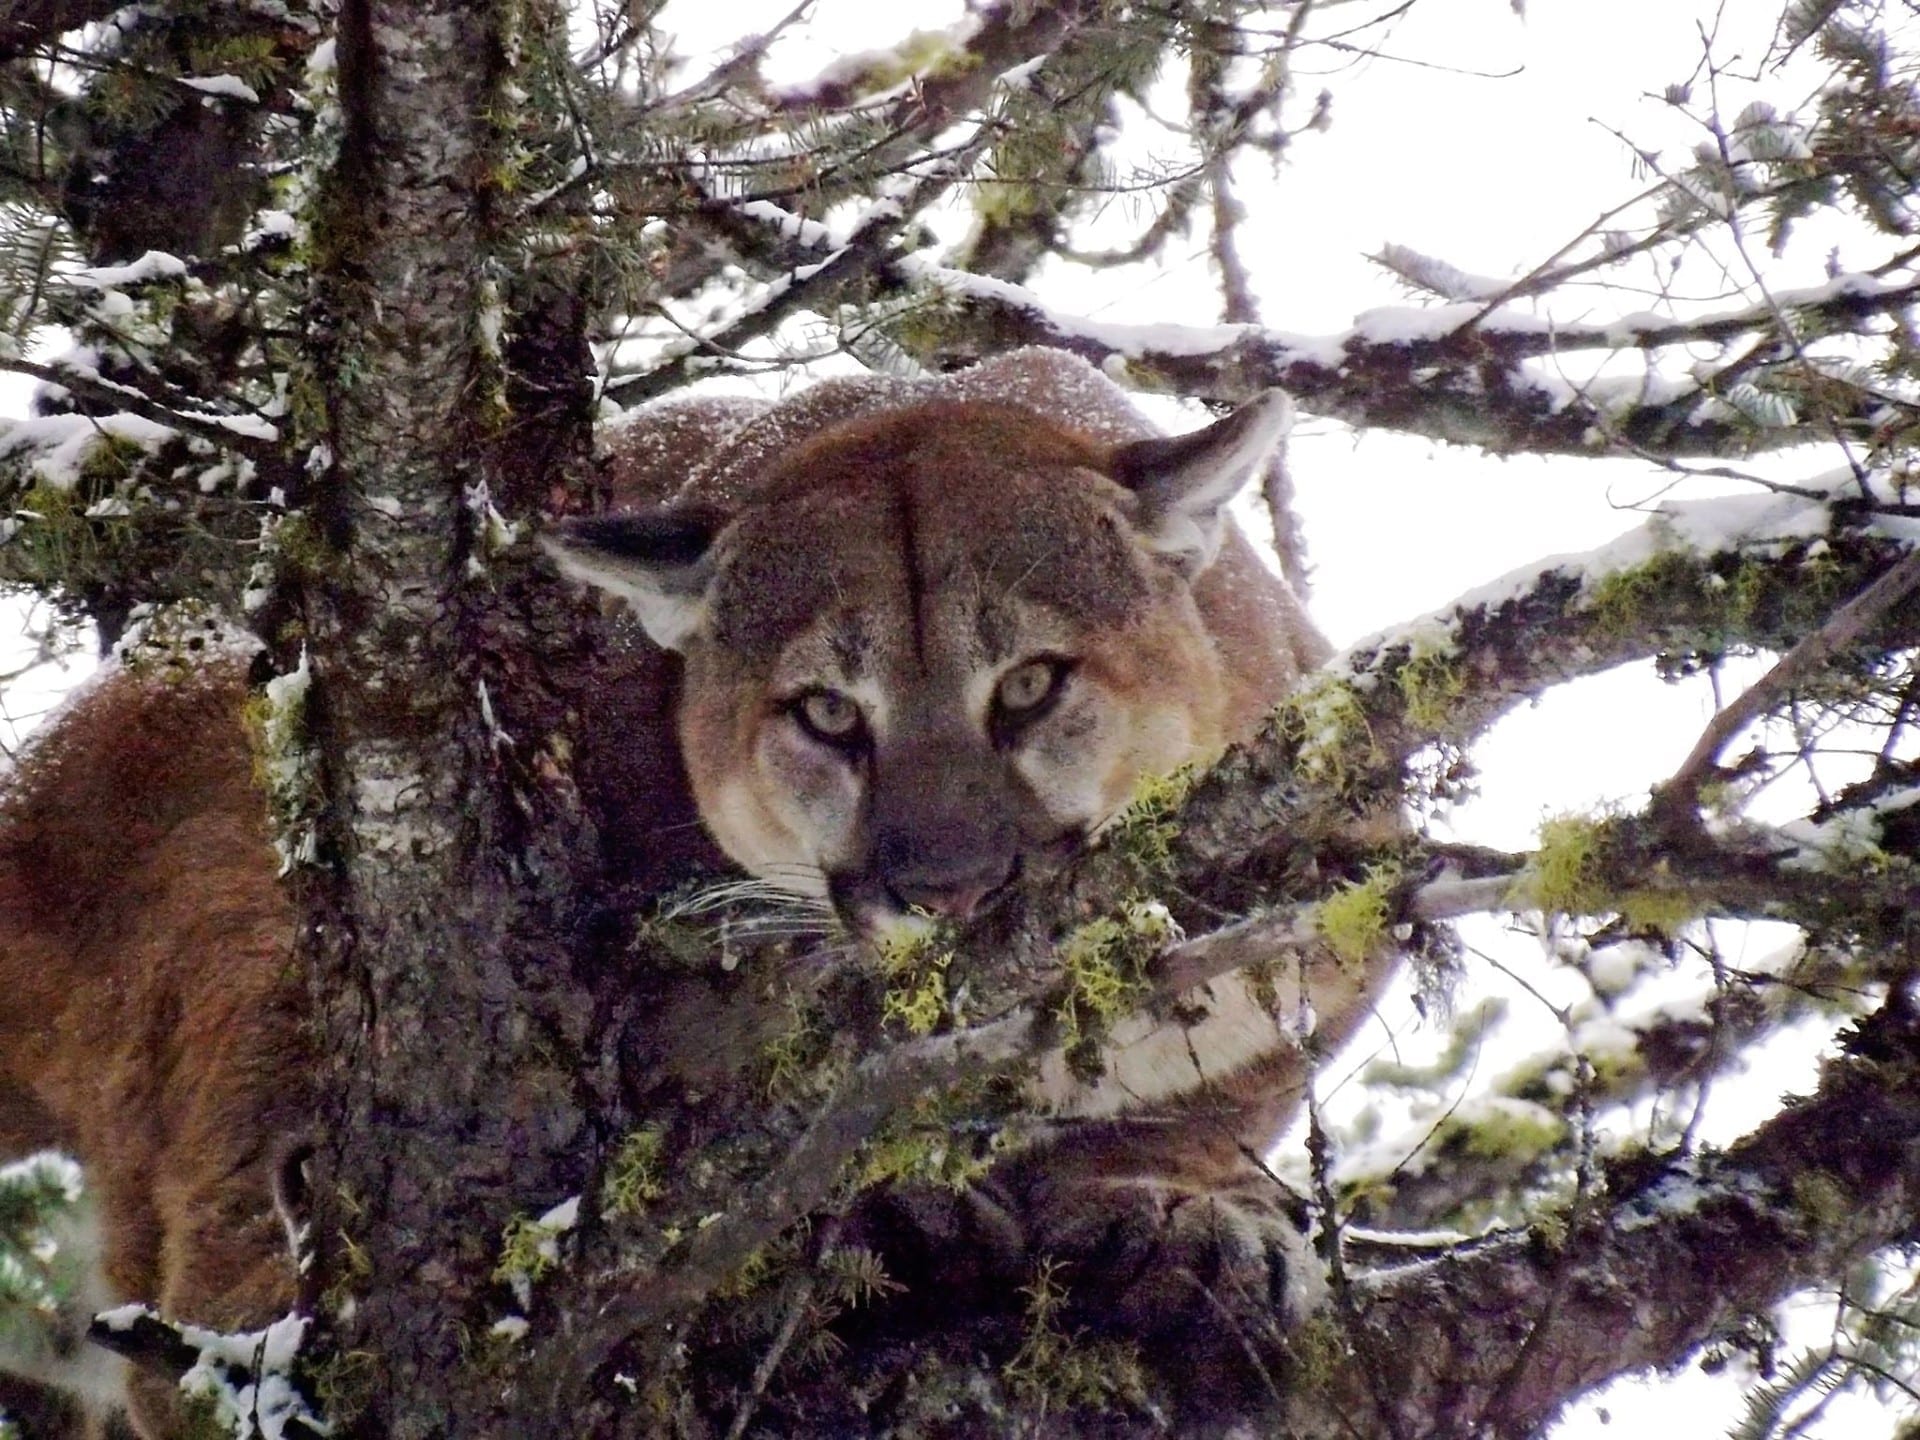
<box><xmin>894</xmin><ymin>478</ymin><xmax>928</xmax><ymax>669</ymax></box>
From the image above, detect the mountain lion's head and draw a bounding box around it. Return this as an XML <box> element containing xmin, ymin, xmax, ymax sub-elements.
<box><xmin>547</xmin><ymin>360</ymin><xmax>1311</xmax><ymax>933</ymax></box>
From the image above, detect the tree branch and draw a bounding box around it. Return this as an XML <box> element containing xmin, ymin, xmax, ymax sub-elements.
<box><xmin>1658</xmin><ymin>544</ymin><xmax>1920</xmax><ymax>817</ymax></box>
<box><xmin>1319</xmin><ymin>990</ymin><xmax>1920</xmax><ymax>1440</ymax></box>
<box><xmin>0</xmin><ymin>356</ymin><xmax>282</xmax><ymax>459</ymax></box>
<box><xmin>882</xmin><ymin>259</ymin><xmax>1920</xmax><ymax>458</ymax></box>
<box><xmin>0</xmin><ymin>0</ymin><xmax>123</xmax><ymax>63</ymax></box>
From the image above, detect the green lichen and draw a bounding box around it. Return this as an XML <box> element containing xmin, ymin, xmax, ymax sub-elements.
<box><xmin>1394</xmin><ymin>637</ymin><xmax>1465</xmax><ymax>732</ymax></box>
<box><xmin>713</xmin><ymin>1244</ymin><xmax>778</xmax><ymax>1302</ymax></box>
<box><xmin>77</xmin><ymin>432</ymin><xmax>145</xmax><ymax>487</ymax></box>
<box><xmin>1101</xmin><ymin>765</ymin><xmax>1196</xmax><ymax>874</ymax></box>
<box><xmin>1055</xmin><ymin>899</ymin><xmax>1178</xmax><ymax>1080</ymax></box>
<box><xmin>875</xmin><ymin>922</ymin><xmax>958</xmax><ymax>1036</ymax></box>
<box><xmin>173</xmin><ymin>1389</ymin><xmax>230</xmax><ymax>1440</ymax></box>
<box><xmin>854</xmin><ymin>1093</ymin><xmax>1002</xmax><ymax>1193</ymax></box>
<box><xmin>494</xmin><ymin>1216</ymin><xmax>552</xmax><ymax>1287</ymax></box>
<box><xmin>847</xmin><ymin>25</ymin><xmax>981</xmax><ymax>96</ymax></box>
<box><xmin>1789</xmin><ymin>1169</ymin><xmax>1850</xmax><ymax>1231</ymax></box>
<box><xmin>1583</xmin><ymin>543</ymin><xmax>1851</xmax><ymax>675</ymax></box>
<box><xmin>317</xmin><ymin>1231</ymin><xmax>372</xmax><ymax>1334</ymax></box>
<box><xmin>602</xmin><ymin>1125</ymin><xmax>667</xmax><ymax>1217</ymax></box>
<box><xmin>1273</xmin><ymin>673</ymin><xmax>1378</xmax><ymax>792</ymax></box>
<box><xmin>1058</xmin><ymin>918</ymin><xmax>1139</xmax><ymax>1034</ymax></box>
<box><xmin>875</xmin><ymin>922</ymin><xmax>954</xmax><ymax>1029</ymax></box>
<box><xmin>494</xmin><ymin>1209</ymin><xmax>568</xmax><ymax>1291</ymax></box>
<box><xmin>1614</xmin><ymin>881</ymin><xmax>1701</xmax><ymax>937</ymax></box>
<box><xmin>1581</xmin><ymin>1034</ymin><xmax>1647</xmax><ymax>1093</ymax></box>
<box><xmin>847</xmin><ymin>1066</ymin><xmax>1018</xmax><ymax>1195</ymax></box>
<box><xmin>873</xmin><ymin>919</ymin><xmax>937</xmax><ymax>974</ymax></box>
<box><xmin>1281</xmin><ymin>1314</ymin><xmax>1347</xmax><ymax>1391</ymax></box>
<box><xmin>240</xmin><ymin>650</ymin><xmax>320</xmax><ymax>872</ymax></box>
<box><xmin>882</xmin><ymin>951</ymin><xmax>952</xmax><ymax>1035</ymax></box>
<box><xmin>283</xmin><ymin>367</ymin><xmax>330</xmax><ymax>447</ymax></box>
<box><xmin>3</xmin><ymin>479</ymin><xmax>131</xmax><ymax>586</ymax></box>
<box><xmin>631</xmin><ymin>907</ymin><xmax>720</xmax><ymax>970</ymax></box>
<box><xmin>759</xmin><ymin>991</ymin><xmax>834</xmax><ymax>1102</ymax></box>
<box><xmin>1438</xmin><ymin>1100</ymin><xmax>1565</xmax><ymax>1163</ymax></box>
<box><xmin>266</xmin><ymin>510</ymin><xmax>335</xmax><ymax>578</ymax></box>
<box><xmin>1513</xmin><ymin>815</ymin><xmax>1606</xmax><ymax>916</ymax></box>
<box><xmin>1587</xmin><ymin>550</ymin><xmax>1703</xmax><ymax>640</ymax></box>
<box><xmin>1512</xmin><ymin>815</ymin><xmax>1701</xmax><ymax>935</ymax></box>
<box><xmin>1314</xmin><ymin>863</ymin><xmax>1401</xmax><ymax>968</ymax></box>
<box><xmin>1531</xmin><ymin>1206</ymin><xmax>1571</xmax><ymax>1252</ymax></box>
<box><xmin>1002</xmin><ymin>1261</ymin><xmax>1149</xmax><ymax>1416</ymax></box>
<box><xmin>309</xmin><ymin>1348</ymin><xmax>377</xmax><ymax>1427</ymax></box>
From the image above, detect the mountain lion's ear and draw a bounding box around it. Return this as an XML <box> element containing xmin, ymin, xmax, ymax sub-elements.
<box><xmin>1109</xmin><ymin>390</ymin><xmax>1294</xmax><ymax>574</ymax></box>
<box><xmin>541</xmin><ymin>509</ymin><xmax>724</xmax><ymax>652</ymax></box>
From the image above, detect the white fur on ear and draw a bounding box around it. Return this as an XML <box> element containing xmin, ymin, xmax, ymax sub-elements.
<box><xmin>1109</xmin><ymin>389</ymin><xmax>1294</xmax><ymax>574</ymax></box>
<box><xmin>541</xmin><ymin>512</ymin><xmax>721</xmax><ymax>652</ymax></box>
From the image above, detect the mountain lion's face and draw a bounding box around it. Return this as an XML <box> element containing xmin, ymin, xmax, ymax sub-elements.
<box><xmin>548</xmin><ymin>391</ymin><xmax>1291</xmax><ymax>933</ymax></box>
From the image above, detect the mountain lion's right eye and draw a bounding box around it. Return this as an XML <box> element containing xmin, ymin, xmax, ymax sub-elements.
<box><xmin>794</xmin><ymin>689</ymin><xmax>865</xmax><ymax>746</ymax></box>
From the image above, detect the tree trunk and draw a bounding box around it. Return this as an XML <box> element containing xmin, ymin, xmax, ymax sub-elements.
<box><xmin>298</xmin><ymin>3</ymin><xmax>606</xmax><ymax>1432</ymax></box>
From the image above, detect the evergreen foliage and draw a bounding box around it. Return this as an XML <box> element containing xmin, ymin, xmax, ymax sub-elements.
<box><xmin>0</xmin><ymin>1153</ymin><xmax>80</xmax><ymax>1319</ymax></box>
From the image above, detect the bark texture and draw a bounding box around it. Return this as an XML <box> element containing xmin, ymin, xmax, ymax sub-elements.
<box><xmin>298</xmin><ymin>3</ymin><xmax>608</xmax><ymax>1432</ymax></box>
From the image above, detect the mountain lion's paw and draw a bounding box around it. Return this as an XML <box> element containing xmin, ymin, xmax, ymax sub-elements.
<box><xmin>1020</xmin><ymin>1176</ymin><xmax>1322</xmax><ymax>1338</ymax></box>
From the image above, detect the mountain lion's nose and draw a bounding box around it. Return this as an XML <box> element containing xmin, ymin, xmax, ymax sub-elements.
<box><xmin>880</xmin><ymin>848</ymin><xmax>1014</xmax><ymax>921</ymax></box>
<box><xmin>885</xmin><ymin>877</ymin><xmax>997</xmax><ymax>920</ymax></box>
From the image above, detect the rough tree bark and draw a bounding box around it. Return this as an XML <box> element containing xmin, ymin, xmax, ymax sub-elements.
<box><xmin>294</xmin><ymin>2</ymin><xmax>611</xmax><ymax>1432</ymax></box>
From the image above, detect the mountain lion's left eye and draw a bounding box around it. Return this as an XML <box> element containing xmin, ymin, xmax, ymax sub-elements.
<box><xmin>794</xmin><ymin>688</ymin><xmax>865</xmax><ymax>746</ymax></box>
<box><xmin>995</xmin><ymin>659</ymin><xmax>1069</xmax><ymax>717</ymax></box>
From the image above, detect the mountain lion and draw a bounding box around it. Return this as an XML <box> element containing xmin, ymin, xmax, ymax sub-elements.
<box><xmin>0</xmin><ymin>350</ymin><xmax>1333</xmax><ymax>1433</ymax></box>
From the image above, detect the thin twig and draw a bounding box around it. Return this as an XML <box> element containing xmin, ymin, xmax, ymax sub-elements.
<box><xmin>724</xmin><ymin>1217</ymin><xmax>840</xmax><ymax>1440</ymax></box>
<box><xmin>1659</xmin><ymin>546</ymin><xmax>1920</xmax><ymax>817</ymax></box>
<box><xmin>0</xmin><ymin>357</ymin><xmax>281</xmax><ymax>459</ymax></box>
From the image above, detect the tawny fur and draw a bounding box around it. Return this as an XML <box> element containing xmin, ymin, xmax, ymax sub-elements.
<box><xmin>0</xmin><ymin>659</ymin><xmax>306</xmax><ymax>1434</ymax></box>
<box><xmin>582</xmin><ymin>351</ymin><xmax>1340</xmax><ymax>1179</ymax></box>
<box><xmin>0</xmin><ymin>350</ymin><xmax>1346</xmax><ymax>1431</ymax></box>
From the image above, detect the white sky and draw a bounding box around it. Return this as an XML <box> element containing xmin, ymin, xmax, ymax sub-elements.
<box><xmin>1</xmin><ymin>1</ymin><xmax>1905</xmax><ymax>1433</ymax></box>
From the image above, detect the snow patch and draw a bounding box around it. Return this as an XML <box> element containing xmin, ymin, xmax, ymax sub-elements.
<box><xmin>1340</xmin><ymin>476</ymin><xmax>1861</xmax><ymax>662</ymax></box>
<box><xmin>180</xmin><ymin>74</ymin><xmax>261</xmax><ymax>104</ymax></box>
<box><xmin>0</xmin><ymin>412</ymin><xmax>176</xmax><ymax>489</ymax></box>
<box><xmin>180</xmin><ymin>410</ymin><xmax>280</xmax><ymax>442</ymax></box>
<box><xmin>1777</xmin><ymin>785</ymin><xmax>1920</xmax><ymax>871</ymax></box>
<box><xmin>69</xmin><ymin>252</ymin><xmax>187</xmax><ymax>291</ymax></box>
<box><xmin>98</xmin><ymin>1308</ymin><xmax>318</xmax><ymax>1440</ymax></box>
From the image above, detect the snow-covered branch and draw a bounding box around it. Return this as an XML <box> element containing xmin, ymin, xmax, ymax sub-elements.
<box><xmin>0</xmin><ymin>356</ymin><xmax>282</xmax><ymax>460</ymax></box>
<box><xmin>883</xmin><ymin>261</ymin><xmax>1920</xmax><ymax>459</ymax></box>
<box><xmin>0</xmin><ymin>0</ymin><xmax>123</xmax><ymax>62</ymax></box>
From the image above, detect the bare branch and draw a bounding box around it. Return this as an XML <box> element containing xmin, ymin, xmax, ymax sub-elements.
<box><xmin>1659</xmin><ymin>545</ymin><xmax>1920</xmax><ymax>818</ymax></box>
